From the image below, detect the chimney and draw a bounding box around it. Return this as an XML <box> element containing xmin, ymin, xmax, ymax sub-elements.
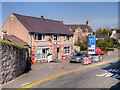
<box><xmin>86</xmin><ymin>20</ymin><xmax>90</xmax><ymax>26</ymax></box>
<box><xmin>61</xmin><ymin>19</ymin><xmax>64</xmax><ymax>24</ymax></box>
<box><xmin>40</xmin><ymin>15</ymin><xmax>44</xmax><ymax>20</ymax></box>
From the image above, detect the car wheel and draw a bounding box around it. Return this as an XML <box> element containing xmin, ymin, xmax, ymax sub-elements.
<box><xmin>79</xmin><ymin>60</ymin><xmax>81</xmax><ymax>63</ymax></box>
<box><xmin>81</xmin><ymin>60</ymin><xmax>84</xmax><ymax>64</ymax></box>
<box><xmin>70</xmin><ymin>61</ymin><xmax>72</xmax><ymax>63</ymax></box>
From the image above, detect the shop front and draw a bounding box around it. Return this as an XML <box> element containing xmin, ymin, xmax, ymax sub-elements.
<box><xmin>35</xmin><ymin>46</ymin><xmax>51</xmax><ymax>62</ymax></box>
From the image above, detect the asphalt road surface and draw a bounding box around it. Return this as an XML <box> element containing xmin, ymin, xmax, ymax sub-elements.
<box><xmin>31</xmin><ymin>60</ymin><xmax>120</xmax><ymax>89</ymax></box>
<box><xmin>2</xmin><ymin>54</ymin><xmax>119</xmax><ymax>89</ymax></box>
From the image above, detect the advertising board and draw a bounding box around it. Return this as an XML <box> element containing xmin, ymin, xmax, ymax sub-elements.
<box><xmin>88</xmin><ymin>35</ymin><xmax>96</xmax><ymax>54</ymax></box>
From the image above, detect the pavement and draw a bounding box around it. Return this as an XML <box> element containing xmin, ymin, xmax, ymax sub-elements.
<box><xmin>2</xmin><ymin>53</ymin><xmax>119</xmax><ymax>89</ymax></box>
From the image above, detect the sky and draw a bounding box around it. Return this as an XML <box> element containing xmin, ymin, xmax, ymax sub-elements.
<box><xmin>1</xmin><ymin>2</ymin><xmax>119</xmax><ymax>30</ymax></box>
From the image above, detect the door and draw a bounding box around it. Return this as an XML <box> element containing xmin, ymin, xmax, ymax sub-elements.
<box><xmin>57</xmin><ymin>47</ymin><xmax>61</xmax><ymax>60</ymax></box>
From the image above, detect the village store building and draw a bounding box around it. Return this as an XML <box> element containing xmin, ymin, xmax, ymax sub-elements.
<box><xmin>1</xmin><ymin>13</ymin><xmax>74</xmax><ymax>62</ymax></box>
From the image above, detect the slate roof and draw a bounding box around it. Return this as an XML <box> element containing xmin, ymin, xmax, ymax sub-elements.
<box><xmin>96</xmin><ymin>34</ymin><xmax>109</xmax><ymax>38</ymax></box>
<box><xmin>117</xmin><ymin>34</ymin><xmax>120</xmax><ymax>39</ymax></box>
<box><xmin>113</xmin><ymin>33</ymin><xmax>120</xmax><ymax>39</ymax></box>
<box><xmin>3</xmin><ymin>35</ymin><xmax>28</xmax><ymax>46</ymax></box>
<box><xmin>13</xmin><ymin>13</ymin><xmax>73</xmax><ymax>35</ymax></box>
<box><xmin>65</xmin><ymin>24</ymin><xmax>93</xmax><ymax>32</ymax></box>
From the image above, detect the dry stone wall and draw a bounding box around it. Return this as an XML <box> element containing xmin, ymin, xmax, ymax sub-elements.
<box><xmin>0</xmin><ymin>42</ymin><xmax>30</xmax><ymax>84</ymax></box>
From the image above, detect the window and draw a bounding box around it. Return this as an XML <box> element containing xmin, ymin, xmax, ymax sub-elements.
<box><xmin>36</xmin><ymin>48</ymin><xmax>50</xmax><ymax>60</ymax></box>
<box><xmin>54</xmin><ymin>35</ymin><xmax>60</xmax><ymax>41</ymax></box>
<box><xmin>64</xmin><ymin>46</ymin><xmax>70</xmax><ymax>54</ymax></box>
<box><xmin>35</xmin><ymin>34</ymin><xmax>45</xmax><ymax>41</ymax></box>
<box><xmin>66</xmin><ymin>36</ymin><xmax>70</xmax><ymax>41</ymax></box>
<box><xmin>57</xmin><ymin>35</ymin><xmax>60</xmax><ymax>41</ymax></box>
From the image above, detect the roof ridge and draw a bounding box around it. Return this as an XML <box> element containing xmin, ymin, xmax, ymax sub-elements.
<box><xmin>12</xmin><ymin>13</ymin><xmax>61</xmax><ymax>23</ymax></box>
<box><xmin>65</xmin><ymin>24</ymin><xmax>87</xmax><ymax>26</ymax></box>
<box><xmin>13</xmin><ymin>13</ymin><xmax>39</xmax><ymax>19</ymax></box>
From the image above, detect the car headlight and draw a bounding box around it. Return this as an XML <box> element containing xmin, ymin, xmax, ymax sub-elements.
<box><xmin>77</xmin><ymin>58</ymin><xmax>80</xmax><ymax>60</ymax></box>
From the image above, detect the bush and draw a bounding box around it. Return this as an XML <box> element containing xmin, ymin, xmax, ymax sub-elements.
<box><xmin>96</xmin><ymin>37</ymin><xmax>120</xmax><ymax>52</ymax></box>
<box><xmin>0</xmin><ymin>39</ymin><xmax>24</xmax><ymax>49</ymax></box>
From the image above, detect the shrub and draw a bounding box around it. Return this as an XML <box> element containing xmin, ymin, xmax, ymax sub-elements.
<box><xmin>0</xmin><ymin>39</ymin><xmax>24</xmax><ymax>49</ymax></box>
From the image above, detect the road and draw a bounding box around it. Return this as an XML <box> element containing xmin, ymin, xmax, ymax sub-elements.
<box><xmin>31</xmin><ymin>59</ymin><xmax>120</xmax><ymax>88</ymax></box>
<box><xmin>2</xmin><ymin>54</ymin><xmax>120</xmax><ymax>89</ymax></box>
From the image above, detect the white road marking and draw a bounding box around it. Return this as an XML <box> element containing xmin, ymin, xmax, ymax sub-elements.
<box><xmin>96</xmin><ymin>69</ymin><xmax>120</xmax><ymax>78</ymax></box>
<box><xmin>20</xmin><ymin>82</ymin><xmax>31</xmax><ymax>87</ymax></box>
<box><xmin>105</xmin><ymin>73</ymin><xmax>113</xmax><ymax>77</ymax></box>
<box><xmin>112</xmin><ymin>74</ymin><xmax>119</xmax><ymax>78</ymax></box>
<box><xmin>96</xmin><ymin>73</ymin><xmax>108</xmax><ymax>77</ymax></box>
<box><xmin>112</xmin><ymin>69</ymin><xmax>116</xmax><ymax>72</ymax></box>
<box><xmin>108</xmin><ymin>69</ymin><xmax>113</xmax><ymax>72</ymax></box>
<box><xmin>109</xmin><ymin>69</ymin><xmax>120</xmax><ymax>73</ymax></box>
<box><xmin>115</xmin><ymin>75</ymin><xmax>120</xmax><ymax>79</ymax></box>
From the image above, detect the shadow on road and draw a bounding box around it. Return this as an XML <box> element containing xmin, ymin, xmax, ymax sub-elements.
<box><xmin>102</xmin><ymin>59</ymin><xmax>120</xmax><ymax>90</ymax></box>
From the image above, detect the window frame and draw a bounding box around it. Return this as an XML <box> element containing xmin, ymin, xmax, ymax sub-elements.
<box><xmin>63</xmin><ymin>46</ymin><xmax>70</xmax><ymax>55</ymax></box>
<box><xmin>35</xmin><ymin>34</ymin><xmax>45</xmax><ymax>41</ymax></box>
<box><xmin>66</xmin><ymin>35</ymin><xmax>70</xmax><ymax>41</ymax></box>
<box><xmin>53</xmin><ymin>35</ymin><xmax>60</xmax><ymax>41</ymax></box>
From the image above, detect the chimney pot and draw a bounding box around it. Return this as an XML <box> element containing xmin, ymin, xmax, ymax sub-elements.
<box><xmin>86</xmin><ymin>20</ymin><xmax>90</xmax><ymax>26</ymax></box>
<box><xmin>40</xmin><ymin>15</ymin><xmax>44</xmax><ymax>20</ymax></box>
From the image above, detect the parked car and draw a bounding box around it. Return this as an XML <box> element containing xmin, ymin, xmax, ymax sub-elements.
<box><xmin>69</xmin><ymin>52</ymin><xmax>89</xmax><ymax>63</ymax></box>
<box><xmin>96</xmin><ymin>47</ymin><xmax>105</xmax><ymax>55</ymax></box>
<box><xmin>90</xmin><ymin>54</ymin><xmax>100</xmax><ymax>63</ymax></box>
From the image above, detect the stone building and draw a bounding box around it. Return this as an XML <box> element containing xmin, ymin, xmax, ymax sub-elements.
<box><xmin>65</xmin><ymin>20</ymin><xmax>93</xmax><ymax>51</ymax></box>
<box><xmin>66</xmin><ymin>20</ymin><xmax>93</xmax><ymax>43</ymax></box>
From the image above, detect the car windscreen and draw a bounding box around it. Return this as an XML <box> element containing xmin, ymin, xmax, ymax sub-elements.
<box><xmin>75</xmin><ymin>52</ymin><xmax>89</xmax><ymax>57</ymax></box>
<box><xmin>74</xmin><ymin>53</ymin><xmax>84</xmax><ymax>56</ymax></box>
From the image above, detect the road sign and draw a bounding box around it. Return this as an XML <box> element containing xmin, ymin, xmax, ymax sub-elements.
<box><xmin>88</xmin><ymin>35</ymin><xmax>96</xmax><ymax>54</ymax></box>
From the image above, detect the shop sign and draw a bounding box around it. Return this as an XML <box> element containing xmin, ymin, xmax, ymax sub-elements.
<box><xmin>88</xmin><ymin>35</ymin><xmax>96</xmax><ymax>54</ymax></box>
<box><xmin>64</xmin><ymin>44</ymin><xmax>70</xmax><ymax>47</ymax></box>
<box><xmin>37</xmin><ymin>46</ymin><xmax>49</xmax><ymax>49</ymax></box>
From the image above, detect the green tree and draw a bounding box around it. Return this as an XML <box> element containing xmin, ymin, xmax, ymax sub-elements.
<box><xmin>96</xmin><ymin>39</ymin><xmax>108</xmax><ymax>51</ymax></box>
<box><xmin>96</xmin><ymin>28</ymin><xmax>109</xmax><ymax>35</ymax></box>
<box><xmin>96</xmin><ymin>37</ymin><xmax>120</xmax><ymax>52</ymax></box>
<box><xmin>74</xmin><ymin>35</ymin><xmax>88</xmax><ymax>51</ymax></box>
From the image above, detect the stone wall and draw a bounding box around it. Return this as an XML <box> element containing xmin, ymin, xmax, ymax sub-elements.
<box><xmin>0</xmin><ymin>42</ymin><xmax>30</xmax><ymax>84</ymax></box>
